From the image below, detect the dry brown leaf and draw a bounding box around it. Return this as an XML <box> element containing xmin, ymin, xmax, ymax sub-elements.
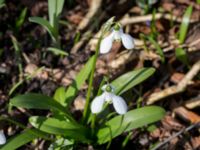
<box><xmin>174</xmin><ymin>107</ymin><xmax>200</xmax><ymax>123</ymax></box>
<box><xmin>170</xmin><ymin>72</ymin><xmax>185</xmax><ymax>84</ymax></box>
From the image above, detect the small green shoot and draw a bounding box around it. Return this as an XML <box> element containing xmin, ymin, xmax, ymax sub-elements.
<box><xmin>178</xmin><ymin>5</ymin><xmax>193</xmax><ymax>44</ymax></box>
<box><xmin>47</xmin><ymin>47</ymin><xmax>68</xmax><ymax>56</ymax></box>
<box><xmin>15</xmin><ymin>7</ymin><xmax>27</xmax><ymax>33</ymax></box>
<box><xmin>146</xmin><ymin>36</ymin><xmax>165</xmax><ymax>63</ymax></box>
<box><xmin>175</xmin><ymin>47</ymin><xmax>189</xmax><ymax>67</ymax></box>
<box><xmin>10</xmin><ymin>35</ymin><xmax>23</xmax><ymax>78</ymax></box>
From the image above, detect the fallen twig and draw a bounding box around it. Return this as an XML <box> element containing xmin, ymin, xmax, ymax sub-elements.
<box><xmin>146</xmin><ymin>60</ymin><xmax>200</xmax><ymax>104</ymax></box>
<box><xmin>151</xmin><ymin>122</ymin><xmax>200</xmax><ymax>150</ymax></box>
<box><xmin>120</xmin><ymin>13</ymin><xmax>197</xmax><ymax>26</ymax></box>
<box><xmin>184</xmin><ymin>95</ymin><xmax>200</xmax><ymax>109</ymax></box>
<box><xmin>77</xmin><ymin>0</ymin><xmax>102</xmax><ymax>31</ymax></box>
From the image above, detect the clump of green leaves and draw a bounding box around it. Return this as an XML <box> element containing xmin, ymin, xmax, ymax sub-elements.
<box><xmin>29</xmin><ymin>0</ymin><xmax>65</xmax><ymax>48</ymax></box>
<box><xmin>1</xmin><ymin>18</ymin><xmax>166</xmax><ymax>150</ymax></box>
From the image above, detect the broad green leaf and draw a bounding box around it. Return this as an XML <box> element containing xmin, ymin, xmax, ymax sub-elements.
<box><xmin>48</xmin><ymin>0</ymin><xmax>65</xmax><ymax>28</ymax></box>
<box><xmin>175</xmin><ymin>47</ymin><xmax>189</xmax><ymax>66</ymax></box>
<box><xmin>0</xmin><ymin>129</ymin><xmax>39</xmax><ymax>150</ymax></box>
<box><xmin>147</xmin><ymin>36</ymin><xmax>165</xmax><ymax>63</ymax></box>
<box><xmin>29</xmin><ymin>116</ymin><xmax>91</xmax><ymax>142</ymax></box>
<box><xmin>10</xmin><ymin>93</ymin><xmax>73</xmax><ymax>120</ymax></box>
<box><xmin>179</xmin><ymin>6</ymin><xmax>193</xmax><ymax>44</ymax></box>
<box><xmin>15</xmin><ymin>7</ymin><xmax>27</xmax><ymax>31</ymax></box>
<box><xmin>197</xmin><ymin>0</ymin><xmax>200</xmax><ymax>4</ymax></box>
<box><xmin>29</xmin><ymin>17</ymin><xmax>57</xmax><ymax>41</ymax></box>
<box><xmin>47</xmin><ymin>47</ymin><xmax>68</xmax><ymax>56</ymax></box>
<box><xmin>112</xmin><ymin>68</ymin><xmax>155</xmax><ymax>95</ymax></box>
<box><xmin>54</xmin><ymin>87</ymin><xmax>66</xmax><ymax>106</ymax></box>
<box><xmin>65</xmin><ymin>56</ymin><xmax>95</xmax><ymax>106</ymax></box>
<box><xmin>97</xmin><ymin>106</ymin><xmax>165</xmax><ymax>144</ymax></box>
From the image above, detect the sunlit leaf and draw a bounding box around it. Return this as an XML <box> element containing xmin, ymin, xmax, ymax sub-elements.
<box><xmin>29</xmin><ymin>116</ymin><xmax>91</xmax><ymax>142</ymax></box>
<box><xmin>48</xmin><ymin>0</ymin><xmax>65</xmax><ymax>29</ymax></box>
<box><xmin>179</xmin><ymin>5</ymin><xmax>193</xmax><ymax>44</ymax></box>
<box><xmin>47</xmin><ymin>47</ymin><xmax>68</xmax><ymax>56</ymax></box>
<box><xmin>97</xmin><ymin>106</ymin><xmax>165</xmax><ymax>144</ymax></box>
<box><xmin>10</xmin><ymin>93</ymin><xmax>74</xmax><ymax>121</ymax></box>
<box><xmin>112</xmin><ymin>68</ymin><xmax>155</xmax><ymax>95</ymax></box>
<box><xmin>54</xmin><ymin>87</ymin><xmax>66</xmax><ymax>106</ymax></box>
<box><xmin>0</xmin><ymin>129</ymin><xmax>39</xmax><ymax>150</ymax></box>
<box><xmin>29</xmin><ymin>17</ymin><xmax>57</xmax><ymax>41</ymax></box>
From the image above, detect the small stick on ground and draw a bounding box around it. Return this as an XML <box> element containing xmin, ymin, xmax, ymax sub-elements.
<box><xmin>120</xmin><ymin>13</ymin><xmax>197</xmax><ymax>26</ymax></box>
<box><xmin>77</xmin><ymin>0</ymin><xmax>102</xmax><ymax>31</ymax></box>
<box><xmin>151</xmin><ymin>123</ymin><xmax>200</xmax><ymax>150</ymax></box>
<box><xmin>146</xmin><ymin>60</ymin><xmax>200</xmax><ymax>104</ymax></box>
<box><xmin>184</xmin><ymin>95</ymin><xmax>200</xmax><ymax>109</ymax></box>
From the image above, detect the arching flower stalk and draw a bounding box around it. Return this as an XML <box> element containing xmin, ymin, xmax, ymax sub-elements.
<box><xmin>0</xmin><ymin>130</ymin><xmax>6</xmax><ymax>145</ymax></box>
<box><xmin>91</xmin><ymin>84</ymin><xmax>128</xmax><ymax>115</ymax></box>
<box><xmin>100</xmin><ymin>23</ymin><xmax>134</xmax><ymax>54</ymax></box>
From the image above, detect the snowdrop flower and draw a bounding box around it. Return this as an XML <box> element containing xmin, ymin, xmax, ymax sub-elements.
<box><xmin>0</xmin><ymin>130</ymin><xmax>6</xmax><ymax>145</ymax></box>
<box><xmin>91</xmin><ymin>84</ymin><xmax>128</xmax><ymax>114</ymax></box>
<box><xmin>100</xmin><ymin>24</ymin><xmax>134</xmax><ymax>54</ymax></box>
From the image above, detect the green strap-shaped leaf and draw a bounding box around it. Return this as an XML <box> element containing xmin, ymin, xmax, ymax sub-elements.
<box><xmin>10</xmin><ymin>93</ymin><xmax>75</xmax><ymax>122</ymax></box>
<box><xmin>0</xmin><ymin>129</ymin><xmax>39</xmax><ymax>150</ymax></box>
<box><xmin>64</xmin><ymin>56</ymin><xmax>95</xmax><ymax>106</ymax></box>
<box><xmin>179</xmin><ymin>5</ymin><xmax>193</xmax><ymax>44</ymax></box>
<box><xmin>29</xmin><ymin>17</ymin><xmax>57</xmax><ymax>41</ymax></box>
<box><xmin>112</xmin><ymin>68</ymin><xmax>155</xmax><ymax>95</ymax></box>
<box><xmin>10</xmin><ymin>93</ymin><xmax>66</xmax><ymax>112</ymax></box>
<box><xmin>48</xmin><ymin>0</ymin><xmax>65</xmax><ymax>28</ymax></box>
<box><xmin>97</xmin><ymin>106</ymin><xmax>165</xmax><ymax>144</ymax></box>
<box><xmin>47</xmin><ymin>47</ymin><xmax>68</xmax><ymax>56</ymax></box>
<box><xmin>146</xmin><ymin>36</ymin><xmax>165</xmax><ymax>63</ymax></box>
<box><xmin>15</xmin><ymin>7</ymin><xmax>27</xmax><ymax>30</ymax></box>
<box><xmin>54</xmin><ymin>86</ymin><xmax>66</xmax><ymax>106</ymax></box>
<box><xmin>29</xmin><ymin>116</ymin><xmax>91</xmax><ymax>142</ymax></box>
<box><xmin>175</xmin><ymin>47</ymin><xmax>189</xmax><ymax>66</ymax></box>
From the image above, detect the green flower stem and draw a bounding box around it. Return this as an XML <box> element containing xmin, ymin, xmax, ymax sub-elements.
<box><xmin>82</xmin><ymin>34</ymin><xmax>103</xmax><ymax>124</ymax></box>
<box><xmin>91</xmin><ymin>114</ymin><xmax>96</xmax><ymax>135</ymax></box>
<box><xmin>121</xmin><ymin>132</ymin><xmax>132</xmax><ymax>148</ymax></box>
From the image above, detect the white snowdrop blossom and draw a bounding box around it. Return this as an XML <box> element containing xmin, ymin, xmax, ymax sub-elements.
<box><xmin>0</xmin><ymin>130</ymin><xmax>6</xmax><ymax>145</ymax></box>
<box><xmin>91</xmin><ymin>84</ymin><xmax>128</xmax><ymax>115</ymax></box>
<box><xmin>100</xmin><ymin>26</ymin><xmax>134</xmax><ymax>54</ymax></box>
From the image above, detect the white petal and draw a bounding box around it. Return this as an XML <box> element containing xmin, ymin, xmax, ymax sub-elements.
<box><xmin>100</xmin><ymin>33</ymin><xmax>114</xmax><ymax>54</ymax></box>
<box><xmin>104</xmin><ymin>92</ymin><xmax>115</xmax><ymax>103</ymax></box>
<box><xmin>91</xmin><ymin>94</ymin><xmax>105</xmax><ymax>114</ymax></box>
<box><xmin>121</xmin><ymin>33</ymin><xmax>134</xmax><ymax>49</ymax></box>
<box><xmin>0</xmin><ymin>130</ymin><xmax>6</xmax><ymax>145</ymax></box>
<box><xmin>113</xmin><ymin>29</ymin><xmax>123</xmax><ymax>40</ymax></box>
<box><xmin>112</xmin><ymin>95</ymin><xmax>128</xmax><ymax>114</ymax></box>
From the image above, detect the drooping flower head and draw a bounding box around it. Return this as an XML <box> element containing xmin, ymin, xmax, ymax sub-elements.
<box><xmin>100</xmin><ymin>23</ymin><xmax>134</xmax><ymax>54</ymax></box>
<box><xmin>91</xmin><ymin>84</ymin><xmax>128</xmax><ymax>115</ymax></box>
<box><xmin>0</xmin><ymin>130</ymin><xmax>6</xmax><ymax>145</ymax></box>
